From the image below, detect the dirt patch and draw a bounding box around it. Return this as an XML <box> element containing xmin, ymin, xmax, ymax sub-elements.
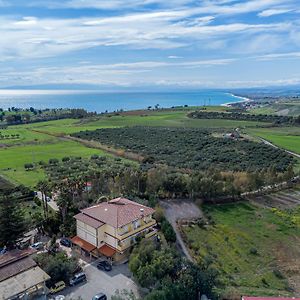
<box><xmin>160</xmin><ymin>199</ymin><xmax>203</xmax><ymax>224</ymax></box>
<box><xmin>275</xmin><ymin>236</ymin><xmax>300</xmax><ymax>296</ymax></box>
<box><xmin>248</xmin><ymin>187</ymin><xmax>300</xmax><ymax>209</ymax></box>
<box><xmin>160</xmin><ymin>199</ymin><xmax>203</xmax><ymax>261</ymax></box>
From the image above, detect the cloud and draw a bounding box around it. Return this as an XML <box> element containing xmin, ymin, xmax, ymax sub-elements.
<box><xmin>0</xmin><ymin>10</ymin><xmax>293</xmax><ymax>62</ymax></box>
<box><xmin>258</xmin><ymin>8</ymin><xmax>293</xmax><ymax>17</ymax></box>
<box><xmin>168</xmin><ymin>56</ymin><xmax>183</xmax><ymax>59</ymax></box>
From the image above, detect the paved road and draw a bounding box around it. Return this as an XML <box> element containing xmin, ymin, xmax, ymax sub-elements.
<box><xmin>160</xmin><ymin>199</ymin><xmax>202</xmax><ymax>262</ymax></box>
<box><xmin>58</xmin><ymin>260</ymin><xmax>139</xmax><ymax>300</ymax></box>
<box><xmin>36</xmin><ymin>191</ymin><xmax>59</xmax><ymax>212</ymax></box>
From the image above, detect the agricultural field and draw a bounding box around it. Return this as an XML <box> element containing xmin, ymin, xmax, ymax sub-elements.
<box><xmin>0</xmin><ymin>107</ymin><xmax>298</xmax><ymax>188</ymax></box>
<box><xmin>15</xmin><ymin>110</ymin><xmax>270</xmax><ymax>136</ymax></box>
<box><xmin>72</xmin><ymin>126</ymin><xmax>294</xmax><ymax>172</ymax></box>
<box><xmin>181</xmin><ymin>202</ymin><xmax>300</xmax><ymax>297</ymax></box>
<box><xmin>246</xmin><ymin>127</ymin><xmax>300</xmax><ymax>155</ymax></box>
<box><xmin>0</xmin><ymin>140</ymin><xmax>104</xmax><ymax>187</ymax></box>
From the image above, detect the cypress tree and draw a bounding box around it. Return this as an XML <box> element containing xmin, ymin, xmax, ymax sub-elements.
<box><xmin>0</xmin><ymin>193</ymin><xmax>27</xmax><ymax>249</ymax></box>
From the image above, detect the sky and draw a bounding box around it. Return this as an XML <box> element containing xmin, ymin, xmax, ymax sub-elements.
<box><xmin>0</xmin><ymin>0</ymin><xmax>300</xmax><ymax>89</ymax></box>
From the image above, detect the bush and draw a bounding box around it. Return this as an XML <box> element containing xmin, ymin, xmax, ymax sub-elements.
<box><xmin>249</xmin><ymin>247</ymin><xmax>258</xmax><ymax>255</ymax></box>
<box><xmin>62</xmin><ymin>157</ymin><xmax>70</xmax><ymax>162</ymax></box>
<box><xmin>161</xmin><ymin>219</ymin><xmax>176</xmax><ymax>243</ymax></box>
<box><xmin>24</xmin><ymin>163</ymin><xmax>34</xmax><ymax>170</ymax></box>
<box><xmin>49</xmin><ymin>158</ymin><xmax>59</xmax><ymax>165</ymax></box>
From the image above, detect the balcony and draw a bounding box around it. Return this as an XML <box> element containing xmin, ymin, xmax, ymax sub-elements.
<box><xmin>117</xmin><ymin>219</ymin><xmax>156</xmax><ymax>239</ymax></box>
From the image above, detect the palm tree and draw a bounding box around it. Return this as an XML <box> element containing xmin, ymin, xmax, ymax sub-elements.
<box><xmin>36</xmin><ymin>180</ymin><xmax>49</xmax><ymax>219</ymax></box>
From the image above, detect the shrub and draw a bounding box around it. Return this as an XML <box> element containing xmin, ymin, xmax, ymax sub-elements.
<box><xmin>249</xmin><ymin>247</ymin><xmax>258</xmax><ymax>255</ymax></box>
<box><xmin>49</xmin><ymin>158</ymin><xmax>59</xmax><ymax>165</ymax></box>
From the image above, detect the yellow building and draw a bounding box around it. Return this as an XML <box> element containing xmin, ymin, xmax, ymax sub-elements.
<box><xmin>71</xmin><ymin>197</ymin><xmax>157</xmax><ymax>262</ymax></box>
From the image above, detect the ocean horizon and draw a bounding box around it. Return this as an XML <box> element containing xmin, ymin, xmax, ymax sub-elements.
<box><xmin>0</xmin><ymin>90</ymin><xmax>244</xmax><ymax>113</ymax></box>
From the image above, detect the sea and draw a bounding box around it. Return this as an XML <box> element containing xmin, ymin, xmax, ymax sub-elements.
<box><xmin>0</xmin><ymin>90</ymin><xmax>245</xmax><ymax>113</ymax></box>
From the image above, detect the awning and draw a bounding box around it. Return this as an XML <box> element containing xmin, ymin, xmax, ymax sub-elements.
<box><xmin>98</xmin><ymin>244</ymin><xmax>116</xmax><ymax>257</ymax></box>
<box><xmin>71</xmin><ymin>236</ymin><xmax>96</xmax><ymax>252</ymax></box>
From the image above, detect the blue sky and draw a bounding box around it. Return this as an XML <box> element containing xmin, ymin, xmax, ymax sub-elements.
<box><xmin>0</xmin><ymin>0</ymin><xmax>300</xmax><ymax>89</ymax></box>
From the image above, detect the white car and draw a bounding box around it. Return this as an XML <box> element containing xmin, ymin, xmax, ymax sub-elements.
<box><xmin>30</xmin><ymin>242</ymin><xmax>44</xmax><ymax>250</ymax></box>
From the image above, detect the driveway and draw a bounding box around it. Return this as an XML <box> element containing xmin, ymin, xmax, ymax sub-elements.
<box><xmin>160</xmin><ymin>199</ymin><xmax>202</xmax><ymax>262</ymax></box>
<box><xmin>36</xmin><ymin>191</ymin><xmax>59</xmax><ymax>212</ymax></box>
<box><xmin>60</xmin><ymin>260</ymin><xmax>140</xmax><ymax>300</ymax></box>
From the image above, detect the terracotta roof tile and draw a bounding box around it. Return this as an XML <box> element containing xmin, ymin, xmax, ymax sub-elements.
<box><xmin>71</xmin><ymin>236</ymin><xmax>96</xmax><ymax>252</ymax></box>
<box><xmin>74</xmin><ymin>212</ymin><xmax>104</xmax><ymax>228</ymax></box>
<box><xmin>81</xmin><ymin>197</ymin><xmax>155</xmax><ymax>228</ymax></box>
<box><xmin>98</xmin><ymin>244</ymin><xmax>116</xmax><ymax>257</ymax></box>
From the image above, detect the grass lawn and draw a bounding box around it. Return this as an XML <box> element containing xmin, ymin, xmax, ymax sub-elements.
<box><xmin>0</xmin><ymin>140</ymin><xmax>107</xmax><ymax>187</ymax></box>
<box><xmin>246</xmin><ymin>127</ymin><xmax>300</xmax><ymax>154</ymax></box>
<box><xmin>0</xmin><ymin>127</ymin><xmax>55</xmax><ymax>145</ymax></box>
<box><xmin>181</xmin><ymin>202</ymin><xmax>300</xmax><ymax>297</ymax></box>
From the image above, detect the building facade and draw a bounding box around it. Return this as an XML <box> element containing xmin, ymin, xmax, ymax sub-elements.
<box><xmin>72</xmin><ymin>197</ymin><xmax>157</xmax><ymax>262</ymax></box>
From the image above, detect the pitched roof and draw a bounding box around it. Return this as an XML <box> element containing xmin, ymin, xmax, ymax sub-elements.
<box><xmin>0</xmin><ymin>266</ymin><xmax>50</xmax><ymax>299</ymax></box>
<box><xmin>0</xmin><ymin>256</ymin><xmax>36</xmax><ymax>282</ymax></box>
<box><xmin>80</xmin><ymin>197</ymin><xmax>155</xmax><ymax>228</ymax></box>
<box><xmin>0</xmin><ymin>248</ymin><xmax>36</xmax><ymax>269</ymax></box>
<box><xmin>74</xmin><ymin>212</ymin><xmax>104</xmax><ymax>229</ymax></box>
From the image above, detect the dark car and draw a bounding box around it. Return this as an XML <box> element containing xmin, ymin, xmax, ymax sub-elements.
<box><xmin>92</xmin><ymin>293</ymin><xmax>107</xmax><ymax>300</ymax></box>
<box><xmin>60</xmin><ymin>238</ymin><xmax>72</xmax><ymax>248</ymax></box>
<box><xmin>97</xmin><ymin>260</ymin><xmax>112</xmax><ymax>272</ymax></box>
<box><xmin>69</xmin><ymin>272</ymin><xmax>87</xmax><ymax>286</ymax></box>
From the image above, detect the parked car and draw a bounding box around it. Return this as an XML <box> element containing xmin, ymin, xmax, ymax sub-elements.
<box><xmin>60</xmin><ymin>238</ymin><xmax>72</xmax><ymax>248</ymax></box>
<box><xmin>50</xmin><ymin>281</ymin><xmax>66</xmax><ymax>294</ymax></box>
<box><xmin>97</xmin><ymin>260</ymin><xmax>112</xmax><ymax>272</ymax></box>
<box><xmin>30</xmin><ymin>242</ymin><xmax>44</xmax><ymax>250</ymax></box>
<box><xmin>46</xmin><ymin>196</ymin><xmax>51</xmax><ymax>202</ymax></box>
<box><xmin>92</xmin><ymin>293</ymin><xmax>107</xmax><ymax>300</ymax></box>
<box><xmin>69</xmin><ymin>272</ymin><xmax>87</xmax><ymax>286</ymax></box>
<box><xmin>0</xmin><ymin>247</ymin><xmax>7</xmax><ymax>255</ymax></box>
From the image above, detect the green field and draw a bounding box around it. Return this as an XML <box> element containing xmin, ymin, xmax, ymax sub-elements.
<box><xmin>0</xmin><ymin>109</ymin><xmax>294</xmax><ymax>187</ymax></box>
<box><xmin>0</xmin><ymin>140</ymin><xmax>105</xmax><ymax>186</ymax></box>
<box><xmin>16</xmin><ymin>111</ymin><xmax>269</xmax><ymax>136</ymax></box>
<box><xmin>246</xmin><ymin>127</ymin><xmax>300</xmax><ymax>154</ymax></box>
<box><xmin>182</xmin><ymin>202</ymin><xmax>300</xmax><ymax>297</ymax></box>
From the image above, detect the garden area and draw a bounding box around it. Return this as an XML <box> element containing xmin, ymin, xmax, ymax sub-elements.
<box><xmin>181</xmin><ymin>202</ymin><xmax>300</xmax><ymax>298</ymax></box>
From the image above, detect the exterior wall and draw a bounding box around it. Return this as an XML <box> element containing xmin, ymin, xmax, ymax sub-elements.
<box><xmin>97</xmin><ymin>225</ymin><xmax>106</xmax><ymax>247</ymax></box>
<box><xmin>102</xmin><ymin>224</ymin><xmax>119</xmax><ymax>249</ymax></box>
<box><xmin>77</xmin><ymin>214</ymin><xmax>157</xmax><ymax>260</ymax></box>
<box><xmin>76</xmin><ymin>220</ymin><xmax>97</xmax><ymax>246</ymax></box>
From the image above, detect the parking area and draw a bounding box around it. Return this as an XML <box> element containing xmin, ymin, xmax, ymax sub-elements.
<box><xmin>58</xmin><ymin>260</ymin><xmax>140</xmax><ymax>300</ymax></box>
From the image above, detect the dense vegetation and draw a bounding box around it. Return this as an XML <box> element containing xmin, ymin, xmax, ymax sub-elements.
<box><xmin>35</xmin><ymin>251</ymin><xmax>79</xmax><ymax>287</ymax></box>
<box><xmin>181</xmin><ymin>202</ymin><xmax>300</xmax><ymax>297</ymax></box>
<box><xmin>0</xmin><ymin>185</ymin><xmax>33</xmax><ymax>248</ymax></box>
<box><xmin>72</xmin><ymin>127</ymin><xmax>294</xmax><ymax>172</ymax></box>
<box><xmin>0</xmin><ymin>107</ymin><xmax>95</xmax><ymax>125</ymax></box>
<box><xmin>129</xmin><ymin>239</ymin><xmax>216</xmax><ymax>300</ymax></box>
<box><xmin>188</xmin><ymin>110</ymin><xmax>300</xmax><ymax>125</ymax></box>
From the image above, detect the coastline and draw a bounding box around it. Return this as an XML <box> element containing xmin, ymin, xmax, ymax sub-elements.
<box><xmin>221</xmin><ymin>93</ymin><xmax>253</xmax><ymax>107</ymax></box>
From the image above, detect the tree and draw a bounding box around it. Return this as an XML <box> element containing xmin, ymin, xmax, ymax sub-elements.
<box><xmin>35</xmin><ymin>252</ymin><xmax>79</xmax><ymax>286</ymax></box>
<box><xmin>0</xmin><ymin>193</ymin><xmax>27</xmax><ymax>248</ymax></box>
<box><xmin>36</xmin><ymin>180</ymin><xmax>50</xmax><ymax>219</ymax></box>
